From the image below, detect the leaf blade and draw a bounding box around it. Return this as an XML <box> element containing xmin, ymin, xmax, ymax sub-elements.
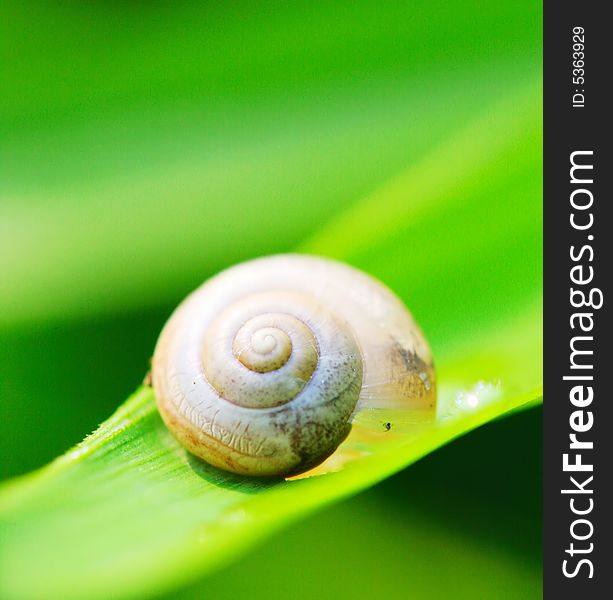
<box><xmin>0</xmin><ymin>67</ymin><xmax>542</xmax><ymax>600</ymax></box>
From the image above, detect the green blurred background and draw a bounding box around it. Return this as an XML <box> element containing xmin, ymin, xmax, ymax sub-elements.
<box><xmin>1</xmin><ymin>1</ymin><xmax>541</xmax><ymax>598</ymax></box>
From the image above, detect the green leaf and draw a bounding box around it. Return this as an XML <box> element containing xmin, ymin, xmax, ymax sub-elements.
<box><xmin>0</xmin><ymin>64</ymin><xmax>536</xmax><ymax>329</ymax></box>
<box><xmin>0</xmin><ymin>72</ymin><xmax>541</xmax><ymax>599</ymax></box>
<box><xmin>1</xmin><ymin>0</ymin><xmax>541</xmax><ymax>329</ymax></box>
<box><xmin>0</xmin><ymin>313</ymin><xmax>540</xmax><ymax>600</ymax></box>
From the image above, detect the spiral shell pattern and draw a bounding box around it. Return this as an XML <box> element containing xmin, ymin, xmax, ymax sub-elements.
<box><xmin>152</xmin><ymin>254</ymin><xmax>435</xmax><ymax>476</ymax></box>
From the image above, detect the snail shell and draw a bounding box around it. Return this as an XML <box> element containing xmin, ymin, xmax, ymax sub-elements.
<box><xmin>152</xmin><ymin>254</ymin><xmax>435</xmax><ymax>477</ymax></box>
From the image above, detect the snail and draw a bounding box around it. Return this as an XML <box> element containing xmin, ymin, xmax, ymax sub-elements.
<box><xmin>152</xmin><ymin>254</ymin><xmax>435</xmax><ymax>477</ymax></box>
